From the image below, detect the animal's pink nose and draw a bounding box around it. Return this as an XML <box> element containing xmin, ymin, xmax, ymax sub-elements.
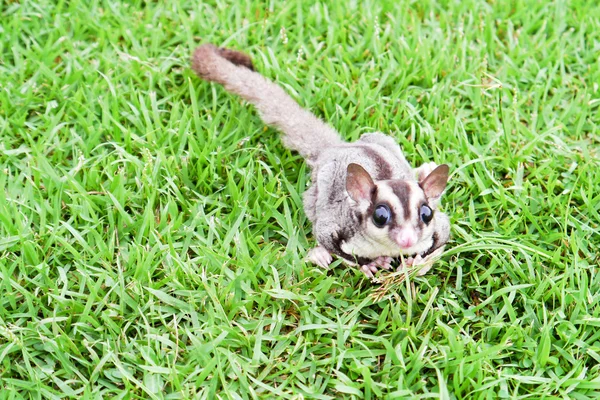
<box><xmin>399</xmin><ymin>237</ymin><xmax>414</xmax><ymax>248</ymax></box>
<box><xmin>395</xmin><ymin>228</ymin><xmax>417</xmax><ymax>249</ymax></box>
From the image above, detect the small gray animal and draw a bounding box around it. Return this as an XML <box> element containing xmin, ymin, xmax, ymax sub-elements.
<box><xmin>191</xmin><ymin>44</ymin><xmax>450</xmax><ymax>279</ymax></box>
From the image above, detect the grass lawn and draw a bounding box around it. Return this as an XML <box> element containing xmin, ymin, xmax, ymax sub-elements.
<box><xmin>1</xmin><ymin>0</ymin><xmax>600</xmax><ymax>398</ymax></box>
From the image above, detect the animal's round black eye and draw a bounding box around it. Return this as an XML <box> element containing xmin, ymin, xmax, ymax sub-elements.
<box><xmin>372</xmin><ymin>204</ymin><xmax>391</xmax><ymax>228</ymax></box>
<box><xmin>420</xmin><ymin>204</ymin><xmax>433</xmax><ymax>224</ymax></box>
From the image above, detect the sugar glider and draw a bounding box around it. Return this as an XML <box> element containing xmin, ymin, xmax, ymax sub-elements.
<box><xmin>191</xmin><ymin>44</ymin><xmax>450</xmax><ymax>279</ymax></box>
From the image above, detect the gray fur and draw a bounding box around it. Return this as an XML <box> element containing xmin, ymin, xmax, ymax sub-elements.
<box><xmin>191</xmin><ymin>44</ymin><xmax>451</xmax><ymax>277</ymax></box>
<box><xmin>192</xmin><ymin>44</ymin><xmax>342</xmax><ymax>163</ymax></box>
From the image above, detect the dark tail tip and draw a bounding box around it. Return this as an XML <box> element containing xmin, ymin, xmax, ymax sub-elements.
<box><xmin>191</xmin><ymin>43</ymin><xmax>255</xmax><ymax>83</ymax></box>
<box><xmin>215</xmin><ymin>47</ymin><xmax>255</xmax><ymax>71</ymax></box>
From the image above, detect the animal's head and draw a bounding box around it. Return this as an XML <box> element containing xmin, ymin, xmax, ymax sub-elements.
<box><xmin>345</xmin><ymin>163</ymin><xmax>449</xmax><ymax>256</ymax></box>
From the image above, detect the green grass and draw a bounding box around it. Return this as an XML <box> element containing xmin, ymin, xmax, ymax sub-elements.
<box><xmin>1</xmin><ymin>0</ymin><xmax>600</xmax><ymax>398</ymax></box>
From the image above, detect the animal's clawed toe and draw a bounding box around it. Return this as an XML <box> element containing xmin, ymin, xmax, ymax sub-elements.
<box><xmin>397</xmin><ymin>247</ymin><xmax>445</xmax><ymax>276</ymax></box>
<box><xmin>306</xmin><ymin>246</ymin><xmax>333</xmax><ymax>269</ymax></box>
<box><xmin>375</xmin><ymin>256</ymin><xmax>393</xmax><ymax>270</ymax></box>
<box><xmin>360</xmin><ymin>264</ymin><xmax>375</xmax><ymax>279</ymax></box>
<box><xmin>360</xmin><ymin>256</ymin><xmax>393</xmax><ymax>279</ymax></box>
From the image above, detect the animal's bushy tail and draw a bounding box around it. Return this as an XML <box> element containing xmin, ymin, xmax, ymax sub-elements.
<box><xmin>191</xmin><ymin>44</ymin><xmax>343</xmax><ymax>161</ymax></box>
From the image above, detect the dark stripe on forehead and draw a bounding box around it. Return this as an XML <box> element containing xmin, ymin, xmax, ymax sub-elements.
<box><xmin>361</xmin><ymin>147</ymin><xmax>393</xmax><ymax>180</ymax></box>
<box><xmin>388</xmin><ymin>181</ymin><xmax>412</xmax><ymax>220</ymax></box>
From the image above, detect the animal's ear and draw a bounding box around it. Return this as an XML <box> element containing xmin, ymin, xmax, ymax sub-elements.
<box><xmin>420</xmin><ymin>164</ymin><xmax>449</xmax><ymax>201</ymax></box>
<box><xmin>346</xmin><ymin>163</ymin><xmax>375</xmax><ymax>203</ymax></box>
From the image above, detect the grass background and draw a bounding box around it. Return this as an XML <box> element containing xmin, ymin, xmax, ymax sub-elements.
<box><xmin>1</xmin><ymin>0</ymin><xmax>600</xmax><ymax>398</ymax></box>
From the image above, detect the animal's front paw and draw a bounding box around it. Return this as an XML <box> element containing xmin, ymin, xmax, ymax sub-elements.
<box><xmin>398</xmin><ymin>246</ymin><xmax>445</xmax><ymax>276</ymax></box>
<box><xmin>306</xmin><ymin>246</ymin><xmax>333</xmax><ymax>269</ymax></box>
<box><xmin>404</xmin><ymin>255</ymin><xmax>433</xmax><ymax>276</ymax></box>
<box><xmin>360</xmin><ymin>256</ymin><xmax>393</xmax><ymax>279</ymax></box>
